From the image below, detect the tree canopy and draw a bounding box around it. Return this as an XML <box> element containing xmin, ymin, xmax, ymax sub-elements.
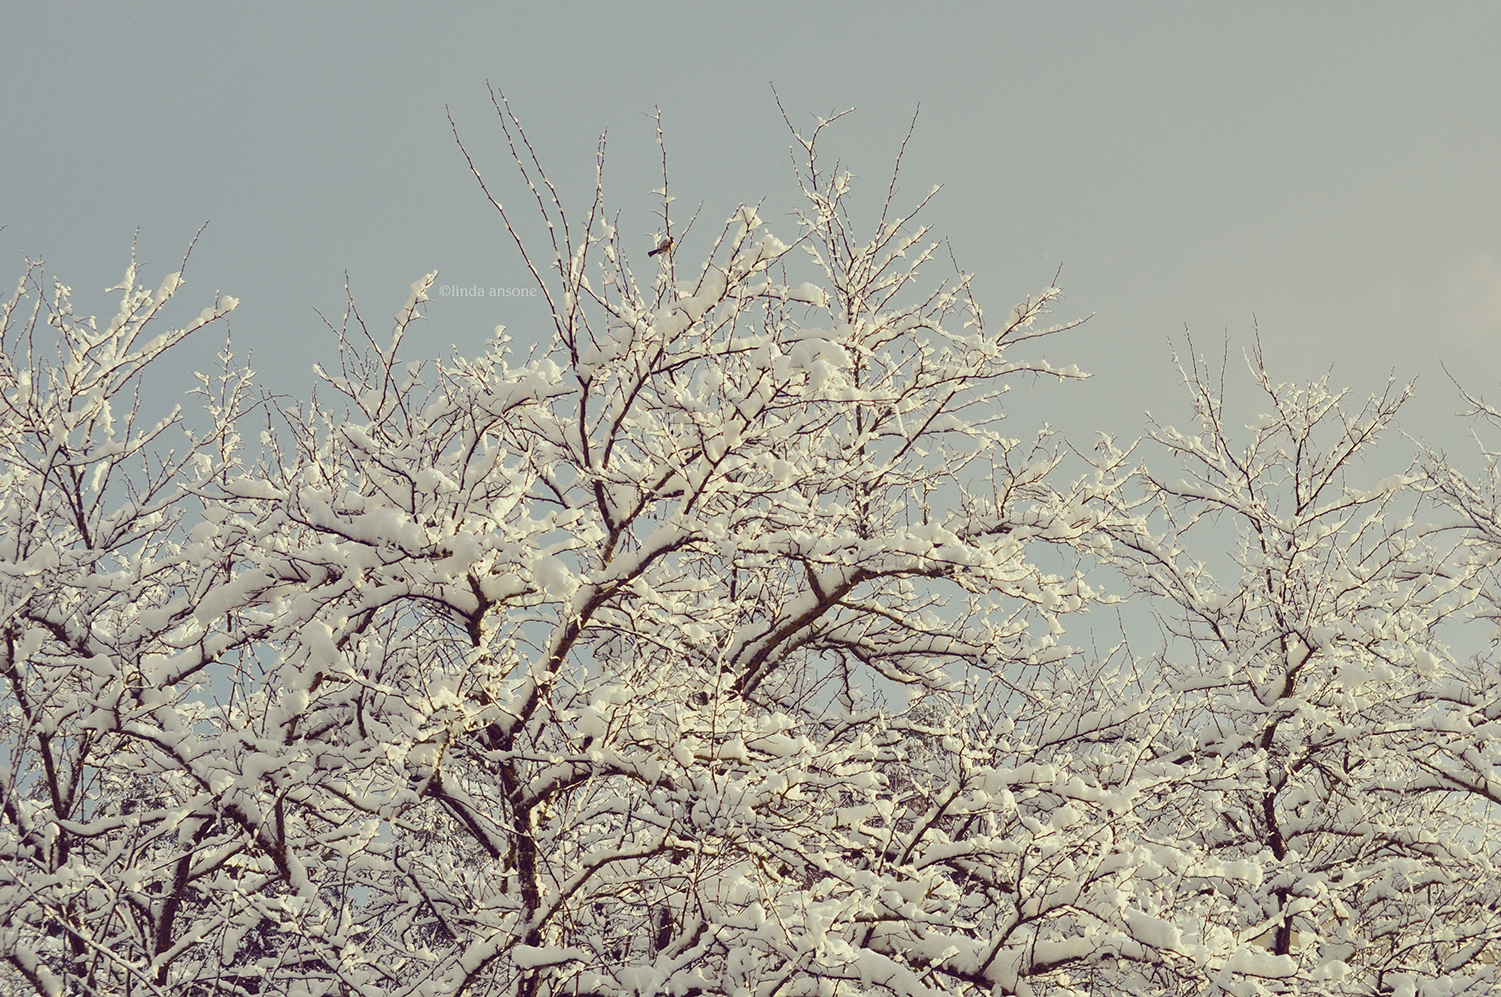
<box><xmin>2</xmin><ymin>95</ymin><xmax>1499</xmax><ymax>997</ymax></box>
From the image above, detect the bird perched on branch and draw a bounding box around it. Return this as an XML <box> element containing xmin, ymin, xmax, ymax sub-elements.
<box><xmin>648</xmin><ymin>236</ymin><xmax>674</xmax><ymax>258</ymax></box>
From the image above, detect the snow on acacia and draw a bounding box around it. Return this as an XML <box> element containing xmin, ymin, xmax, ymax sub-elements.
<box><xmin>1</xmin><ymin>96</ymin><xmax>1499</xmax><ymax>997</ymax></box>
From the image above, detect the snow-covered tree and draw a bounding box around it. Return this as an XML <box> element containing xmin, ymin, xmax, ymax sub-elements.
<box><xmin>0</xmin><ymin>243</ymin><xmax>252</xmax><ymax>995</ymax></box>
<box><xmin>1091</xmin><ymin>342</ymin><xmax>1501</xmax><ymax>994</ymax></box>
<box><xmin>3</xmin><ymin>95</ymin><xmax>1500</xmax><ymax>997</ymax></box>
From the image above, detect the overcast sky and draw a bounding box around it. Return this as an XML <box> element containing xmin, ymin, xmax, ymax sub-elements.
<box><xmin>4</xmin><ymin>2</ymin><xmax>1500</xmax><ymax>458</ymax></box>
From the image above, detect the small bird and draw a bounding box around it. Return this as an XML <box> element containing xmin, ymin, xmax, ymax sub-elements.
<box><xmin>648</xmin><ymin>236</ymin><xmax>674</xmax><ymax>258</ymax></box>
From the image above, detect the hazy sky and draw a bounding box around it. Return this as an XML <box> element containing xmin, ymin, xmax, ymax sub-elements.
<box><xmin>4</xmin><ymin>2</ymin><xmax>1500</xmax><ymax>456</ymax></box>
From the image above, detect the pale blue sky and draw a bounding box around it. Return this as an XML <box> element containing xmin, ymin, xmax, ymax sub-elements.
<box><xmin>4</xmin><ymin>2</ymin><xmax>1500</xmax><ymax>452</ymax></box>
